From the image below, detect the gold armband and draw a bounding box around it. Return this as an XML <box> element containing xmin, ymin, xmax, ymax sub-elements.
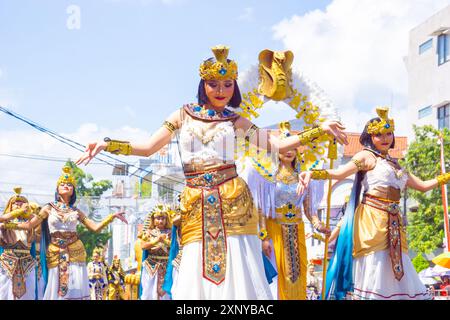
<box><xmin>437</xmin><ymin>173</ymin><xmax>450</xmax><ymax>186</ymax></box>
<box><xmin>4</xmin><ymin>222</ymin><xmax>19</xmax><ymax>230</ymax></box>
<box><xmin>104</xmin><ymin>138</ymin><xmax>132</xmax><ymax>156</ymax></box>
<box><xmin>311</xmin><ymin>169</ymin><xmax>330</xmax><ymax>180</ymax></box>
<box><xmin>352</xmin><ymin>158</ymin><xmax>364</xmax><ymax>171</ymax></box>
<box><xmin>297</xmin><ymin>126</ymin><xmax>324</xmax><ymax>145</ymax></box>
<box><xmin>258</xmin><ymin>228</ymin><xmax>269</xmax><ymax>241</ymax></box>
<box><xmin>163</xmin><ymin>121</ymin><xmax>177</xmax><ymax>134</ymax></box>
<box><xmin>99</xmin><ymin>214</ymin><xmax>114</xmax><ymax>230</ymax></box>
<box><xmin>9</xmin><ymin>208</ymin><xmax>27</xmax><ymax>219</ymax></box>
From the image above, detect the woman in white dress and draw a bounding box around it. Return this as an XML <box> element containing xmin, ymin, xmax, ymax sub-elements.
<box><xmin>300</xmin><ymin>107</ymin><xmax>450</xmax><ymax>300</ymax></box>
<box><xmin>0</xmin><ymin>188</ymin><xmax>38</xmax><ymax>300</ymax></box>
<box><xmin>6</xmin><ymin>166</ymin><xmax>126</xmax><ymax>300</ymax></box>
<box><xmin>76</xmin><ymin>45</ymin><xmax>347</xmax><ymax>300</ymax></box>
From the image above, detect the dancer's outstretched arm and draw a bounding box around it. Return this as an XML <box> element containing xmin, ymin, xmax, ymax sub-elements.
<box><xmin>78</xmin><ymin>210</ymin><xmax>128</xmax><ymax>233</ymax></box>
<box><xmin>76</xmin><ymin>110</ymin><xmax>181</xmax><ymax>165</ymax></box>
<box><xmin>234</xmin><ymin>116</ymin><xmax>348</xmax><ymax>154</ymax></box>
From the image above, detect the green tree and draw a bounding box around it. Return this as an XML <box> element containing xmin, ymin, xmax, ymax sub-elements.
<box><xmin>412</xmin><ymin>253</ymin><xmax>430</xmax><ymax>273</ymax></box>
<box><xmin>65</xmin><ymin>161</ymin><xmax>113</xmax><ymax>261</ymax></box>
<box><xmin>134</xmin><ymin>180</ymin><xmax>152</xmax><ymax>198</ymax></box>
<box><xmin>401</xmin><ymin>125</ymin><xmax>450</xmax><ymax>254</ymax></box>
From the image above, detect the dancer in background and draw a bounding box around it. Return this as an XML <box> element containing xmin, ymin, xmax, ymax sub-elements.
<box><xmin>300</xmin><ymin>107</ymin><xmax>449</xmax><ymax>300</ymax></box>
<box><xmin>0</xmin><ymin>187</ymin><xmax>38</xmax><ymax>300</ymax></box>
<box><xmin>1</xmin><ymin>166</ymin><xmax>127</xmax><ymax>300</ymax></box>
<box><xmin>241</xmin><ymin>122</ymin><xmax>330</xmax><ymax>300</ymax></box>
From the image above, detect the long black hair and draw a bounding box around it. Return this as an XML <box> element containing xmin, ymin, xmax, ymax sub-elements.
<box><xmin>197</xmin><ymin>58</ymin><xmax>242</xmax><ymax>108</ymax></box>
<box><xmin>359</xmin><ymin>117</ymin><xmax>396</xmax><ymax>151</ymax></box>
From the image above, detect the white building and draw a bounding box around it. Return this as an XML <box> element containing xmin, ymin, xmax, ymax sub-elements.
<box><xmin>406</xmin><ymin>5</ymin><xmax>450</xmax><ymax>129</ymax></box>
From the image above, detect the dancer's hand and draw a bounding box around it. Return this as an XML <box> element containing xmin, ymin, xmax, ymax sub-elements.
<box><xmin>298</xmin><ymin>171</ymin><xmax>312</xmax><ymax>194</ymax></box>
<box><xmin>262</xmin><ymin>238</ymin><xmax>272</xmax><ymax>258</ymax></box>
<box><xmin>320</xmin><ymin>121</ymin><xmax>348</xmax><ymax>145</ymax></box>
<box><xmin>296</xmin><ymin>179</ymin><xmax>308</xmax><ymax>196</ymax></box>
<box><xmin>75</xmin><ymin>141</ymin><xmax>107</xmax><ymax>166</ymax></box>
<box><xmin>315</xmin><ymin>222</ymin><xmax>331</xmax><ymax>235</ymax></box>
<box><xmin>113</xmin><ymin>211</ymin><xmax>128</xmax><ymax>224</ymax></box>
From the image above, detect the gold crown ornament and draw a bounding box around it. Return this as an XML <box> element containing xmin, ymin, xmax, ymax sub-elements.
<box><xmin>57</xmin><ymin>166</ymin><xmax>77</xmax><ymax>187</ymax></box>
<box><xmin>199</xmin><ymin>45</ymin><xmax>238</xmax><ymax>80</ymax></box>
<box><xmin>3</xmin><ymin>187</ymin><xmax>29</xmax><ymax>214</ymax></box>
<box><xmin>367</xmin><ymin>107</ymin><xmax>395</xmax><ymax>135</ymax></box>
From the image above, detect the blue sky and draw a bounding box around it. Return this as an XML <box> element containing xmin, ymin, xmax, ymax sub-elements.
<box><xmin>0</xmin><ymin>0</ymin><xmax>331</xmax><ymax>132</ymax></box>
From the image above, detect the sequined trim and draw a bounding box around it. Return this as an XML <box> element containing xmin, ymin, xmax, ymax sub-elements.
<box><xmin>281</xmin><ymin>224</ymin><xmax>300</xmax><ymax>283</ymax></box>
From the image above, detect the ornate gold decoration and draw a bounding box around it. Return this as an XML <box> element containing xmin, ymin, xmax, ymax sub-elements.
<box><xmin>258</xmin><ymin>228</ymin><xmax>269</xmax><ymax>240</ymax></box>
<box><xmin>311</xmin><ymin>169</ymin><xmax>330</xmax><ymax>180</ymax></box>
<box><xmin>367</xmin><ymin>107</ymin><xmax>395</xmax><ymax>135</ymax></box>
<box><xmin>258</xmin><ymin>50</ymin><xmax>294</xmax><ymax>101</ymax></box>
<box><xmin>437</xmin><ymin>172</ymin><xmax>450</xmax><ymax>186</ymax></box>
<box><xmin>199</xmin><ymin>45</ymin><xmax>238</xmax><ymax>80</ymax></box>
<box><xmin>104</xmin><ymin>138</ymin><xmax>132</xmax><ymax>156</ymax></box>
<box><xmin>163</xmin><ymin>120</ymin><xmax>177</xmax><ymax>134</ymax></box>
<box><xmin>57</xmin><ymin>166</ymin><xmax>77</xmax><ymax>187</ymax></box>
<box><xmin>297</xmin><ymin>126</ymin><xmax>325</xmax><ymax>145</ymax></box>
<box><xmin>352</xmin><ymin>158</ymin><xmax>364</xmax><ymax>171</ymax></box>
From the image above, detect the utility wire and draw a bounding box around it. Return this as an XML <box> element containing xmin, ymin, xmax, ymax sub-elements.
<box><xmin>0</xmin><ymin>106</ymin><xmax>184</xmax><ymax>194</ymax></box>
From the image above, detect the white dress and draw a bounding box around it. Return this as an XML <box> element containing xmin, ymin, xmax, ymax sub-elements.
<box><xmin>43</xmin><ymin>207</ymin><xmax>90</xmax><ymax>300</ymax></box>
<box><xmin>352</xmin><ymin>158</ymin><xmax>431</xmax><ymax>300</ymax></box>
<box><xmin>171</xmin><ymin>105</ymin><xmax>273</xmax><ymax>300</ymax></box>
<box><xmin>0</xmin><ymin>227</ymin><xmax>37</xmax><ymax>300</ymax></box>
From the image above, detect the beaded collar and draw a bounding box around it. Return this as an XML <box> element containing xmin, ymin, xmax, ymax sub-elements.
<box><xmin>50</xmin><ymin>201</ymin><xmax>76</xmax><ymax>213</ymax></box>
<box><xmin>183</xmin><ymin>103</ymin><xmax>239</xmax><ymax>122</ymax></box>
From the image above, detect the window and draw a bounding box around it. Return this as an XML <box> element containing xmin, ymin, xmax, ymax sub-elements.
<box><xmin>418</xmin><ymin>106</ymin><xmax>432</xmax><ymax>119</ymax></box>
<box><xmin>438</xmin><ymin>34</ymin><xmax>449</xmax><ymax>65</ymax></box>
<box><xmin>438</xmin><ymin>104</ymin><xmax>450</xmax><ymax>129</ymax></box>
<box><xmin>419</xmin><ymin>39</ymin><xmax>433</xmax><ymax>54</ymax></box>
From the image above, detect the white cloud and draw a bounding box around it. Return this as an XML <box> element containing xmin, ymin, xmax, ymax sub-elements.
<box><xmin>0</xmin><ymin>124</ymin><xmax>152</xmax><ymax>204</ymax></box>
<box><xmin>272</xmin><ymin>0</ymin><xmax>450</xmax><ymax>137</ymax></box>
<box><xmin>238</xmin><ymin>7</ymin><xmax>254</xmax><ymax>22</ymax></box>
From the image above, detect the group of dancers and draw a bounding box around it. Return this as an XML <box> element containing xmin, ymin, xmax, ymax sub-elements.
<box><xmin>1</xmin><ymin>45</ymin><xmax>449</xmax><ymax>300</ymax></box>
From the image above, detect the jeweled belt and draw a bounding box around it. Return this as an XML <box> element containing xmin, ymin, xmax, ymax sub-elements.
<box><xmin>50</xmin><ymin>231</ymin><xmax>79</xmax><ymax>297</ymax></box>
<box><xmin>362</xmin><ymin>192</ymin><xmax>404</xmax><ymax>281</ymax></box>
<box><xmin>185</xmin><ymin>164</ymin><xmax>238</xmax><ymax>188</ymax></box>
<box><xmin>0</xmin><ymin>242</ymin><xmax>35</xmax><ymax>299</ymax></box>
<box><xmin>275</xmin><ymin>203</ymin><xmax>303</xmax><ymax>225</ymax></box>
<box><xmin>184</xmin><ymin>165</ymin><xmax>237</xmax><ymax>285</ymax></box>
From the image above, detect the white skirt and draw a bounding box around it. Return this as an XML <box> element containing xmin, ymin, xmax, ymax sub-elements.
<box><xmin>140</xmin><ymin>265</ymin><xmax>170</xmax><ymax>300</ymax></box>
<box><xmin>172</xmin><ymin>235</ymin><xmax>273</xmax><ymax>300</ymax></box>
<box><xmin>43</xmin><ymin>263</ymin><xmax>90</xmax><ymax>300</ymax></box>
<box><xmin>0</xmin><ymin>266</ymin><xmax>36</xmax><ymax>300</ymax></box>
<box><xmin>352</xmin><ymin>249</ymin><xmax>431</xmax><ymax>300</ymax></box>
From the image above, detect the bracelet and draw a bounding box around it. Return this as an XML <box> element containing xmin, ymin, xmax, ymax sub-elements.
<box><xmin>297</xmin><ymin>126</ymin><xmax>325</xmax><ymax>145</ymax></box>
<box><xmin>311</xmin><ymin>169</ymin><xmax>330</xmax><ymax>180</ymax></box>
<box><xmin>352</xmin><ymin>158</ymin><xmax>364</xmax><ymax>171</ymax></box>
<box><xmin>9</xmin><ymin>208</ymin><xmax>26</xmax><ymax>219</ymax></box>
<box><xmin>104</xmin><ymin>138</ymin><xmax>132</xmax><ymax>156</ymax></box>
<box><xmin>4</xmin><ymin>222</ymin><xmax>19</xmax><ymax>230</ymax></box>
<box><xmin>258</xmin><ymin>228</ymin><xmax>269</xmax><ymax>241</ymax></box>
<box><xmin>163</xmin><ymin>121</ymin><xmax>177</xmax><ymax>134</ymax></box>
<box><xmin>99</xmin><ymin>214</ymin><xmax>115</xmax><ymax>230</ymax></box>
<box><xmin>437</xmin><ymin>173</ymin><xmax>450</xmax><ymax>186</ymax></box>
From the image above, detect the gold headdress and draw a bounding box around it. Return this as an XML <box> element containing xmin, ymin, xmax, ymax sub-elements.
<box><xmin>367</xmin><ymin>107</ymin><xmax>395</xmax><ymax>135</ymax></box>
<box><xmin>3</xmin><ymin>187</ymin><xmax>29</xmax><ymax>214</ymax></box>
<box><xmin>57</xmin><ymin>166</ymin><xmax>77</xmax><ymax>187</ymax></box>
<box><xmin>199</xmin><ymin>45</ymin><xmax>238</xmax><ymax>80</ymax></box>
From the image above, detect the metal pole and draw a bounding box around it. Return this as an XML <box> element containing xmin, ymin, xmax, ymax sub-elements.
<box><xmin>439</xmin><ymin>133</ymin><xmax>450</xmax><ymax>251</ymax></box>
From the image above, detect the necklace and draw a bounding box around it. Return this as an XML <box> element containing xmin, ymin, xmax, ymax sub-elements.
<box><xmin>365</xmin><ymin>148</ymin><xmax>405</xmax><ymax>180</ymax></box>
<box><xmin>184</xmin><ymin>104</ymin><xmax>238</xmax><ymax>122</ymax></box>
<box><xmin>276</xmin><ymin>165</ymin><xmax>298</xmax><ymax>184</ymax></box>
